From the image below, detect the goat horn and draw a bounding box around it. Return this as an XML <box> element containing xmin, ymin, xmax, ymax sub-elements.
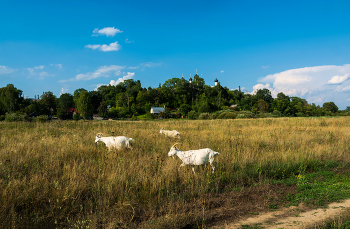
<box><xmin>171</xmin><ymin>143</ymin><xmax>180</xmax><ymax>148</ymax></box>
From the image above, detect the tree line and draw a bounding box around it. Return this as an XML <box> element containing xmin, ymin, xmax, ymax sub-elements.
<box><xmin>0</xmin><ymin>74</ymin><xmax>347</xmax><ymax>120</ymax></box>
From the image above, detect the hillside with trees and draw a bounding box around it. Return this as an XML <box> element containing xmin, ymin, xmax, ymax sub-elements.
<box><xmin>0</xmin><ymin>73</ymin><xmax>348</xmax><ymax>121</ymax></box>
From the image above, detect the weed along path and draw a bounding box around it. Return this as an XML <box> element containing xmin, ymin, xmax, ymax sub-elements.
<box><xmin>211</xmin><ymin>199</ymin><xmax>350</xmax><ymax>229</ymax></box>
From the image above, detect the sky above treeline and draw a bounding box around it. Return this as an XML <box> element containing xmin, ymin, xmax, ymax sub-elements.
<box><xmin>1</xmin><ymin>0</ymin><xmax>350</xmax><ymax>109</ymax></box>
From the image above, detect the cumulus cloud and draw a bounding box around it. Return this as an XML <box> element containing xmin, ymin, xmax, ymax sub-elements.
<box><xmin>109</xmin><ymin>72</ymin><xmax>135</xmax><ymax>86</ymax></box>
<box><xmin>0</xmin><ymin>65</ymin><xmax>15</xmax><ymax>75</ymax></box>
<box><xmin>85</xmin><ymin>41</ymin><xmax>121</xmax><ymax>52</ymax></box>
<box><xmin>252</xmin><ymin>64</ymin><xmax>350</xmax><ymax>109</ymax></box>
<box><xmin>140</xmin><ymin>62</ymin><xmax>162</xmax><ymax>67</ymax></box>
<box><xmin>327</xmin><ymin>74</ymin><xmax>349</xmax><ymax>85</ymax></box>
<box><xmin>60</xmin><ymin>65</ymin><xmax>125</xmax><ymax>82</ymax></box>
<box><xmin>92</xmin><ymin>27</ymin><xmax>123</xmax><ymax>37</ymax></box>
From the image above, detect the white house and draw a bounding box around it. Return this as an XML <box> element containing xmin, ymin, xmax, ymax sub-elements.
<box><xmin>150</xmin><ymin>107</ymin><xmax>165</xmax><ymax>114</ymax></box>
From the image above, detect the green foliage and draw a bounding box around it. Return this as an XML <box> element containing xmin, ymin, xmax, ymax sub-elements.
<box><xmin>187</xmin><ymin>110</ymin><xmax>198</xmax><ymax>120</ymax></box>
<box><xmin>73</xmin><ymin>113</ymin><xmax>80</xmax><ymax>121</ymax></box>
<box><xmin>4</xmin><ymin>113</ymin><xmax>25</xmax><ymax>122</ymax></box>
<box><xmin>217</xmin><ymin>111</ymin><xmax>237</xmax><ymax>119</ymax></box>
<box><xmin>198</xmin><ymin>112</ymin><xmax>210</xmax><ymax>120</ymax></box>
<box><xmin>323</xmin><ymin>102</ymin><xmax>339</xmax><ymax>113</ymax></box>
<box><xmin>236</xmin><ymin>114</ymin><xmax>246</xmax><ymax>119</ymax></box>
<box><xmin>39</xmin><ymin>91</ymin><xmax>56</xmax><ymax>116</ymax></box>
<box><xmin>0</xmin><ymin>115</ymin><xmax>4</xmax><ymax>121</ymax></box>
<box><xmin>76</xmin><ymin>91</ymin><xmax>93</xmax><ymax>120</ymax></box>
<box><xmin>272</xmin><ymin>110</ymin><xmax>282</xmax><ymax>117</ymax></box>
<box><xmin>178</xmin><ymin>104</ymin><xmax>192</xmax><ymax>116</ymax></box>
<box><xmin>36</xmin><ymin>115</ymin><xmax>49</xmax><ymax>122</ymax></box>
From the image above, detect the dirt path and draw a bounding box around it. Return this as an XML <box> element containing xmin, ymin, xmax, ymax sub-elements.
<box><xmin>211</xmin><ymin>199</ymin><xmax>350</xmax><ymax>229</ymax></box>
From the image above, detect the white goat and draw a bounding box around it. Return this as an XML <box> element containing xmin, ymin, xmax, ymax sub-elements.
<box><xmin>160</xmin><ymin>128</ymin><xmax>180</xmax><ymax>138</ymax></box>
<box><xmin>95</xmin><ymin>133</ymin><xmax>134</xmax><ymax>151</ymax></box>
<box><xmin>168</xmin><ymin>143</ymin><xmax>220</xmax><ymax>174</ymax></box>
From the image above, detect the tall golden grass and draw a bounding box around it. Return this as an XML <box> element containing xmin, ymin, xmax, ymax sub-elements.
<box><xmin>1</xmin><ymin>117</ymin><xmax>350</xmax><ymax>228</ymax></box>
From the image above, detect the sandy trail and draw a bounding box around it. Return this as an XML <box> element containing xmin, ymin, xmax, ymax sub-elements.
<box><xmin>212</xmin><ymin>199</ymin><xmax>350</xmax><ymax>229</ymax></box>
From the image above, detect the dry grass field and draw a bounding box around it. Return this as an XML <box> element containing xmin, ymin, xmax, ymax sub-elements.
<box><xmin>1</xmin><ymin>117</ymin><xmax>350</xmax><ymax>228</ymax></box>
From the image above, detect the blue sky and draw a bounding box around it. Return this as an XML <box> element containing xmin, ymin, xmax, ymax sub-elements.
<box><xmin>2</xmin><ymin>0</ymin><xmax>350</xmax><ymax>109</ymax></box>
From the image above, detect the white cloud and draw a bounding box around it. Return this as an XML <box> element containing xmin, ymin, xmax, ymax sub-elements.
<box><xmin>85</xmin><ymin>41</ymin><xmax>121</xmax><ymax>52</ymax></box>
<box><xmin>109</xmin><ymin>72</ymin><xmax>135</xmax><ymax>86</ymax></box>
<box><xmin>94</xmin><ymin>72</ymin><xmax>135</xmax><ymax>91</ymax></box>
<box><xmin>0</xmin><ymin>65</ymin><xmax>15</xmax><ymax>74</ymax></box>
<box><xmin>252</xmin><ymin>64</ymin><xmax>350</xmax><ymax>109</ymax></box>
<box><xmin>220</xmin><ymin>70</ymin><xmax>224</xmax><ymax>73</ymax></box>
<box><xmin>262</xmin><ymin>66</ymin><xmax>269</xmax><ymax>69</ymax></box>
<box><xmin>50</xmin><ymin>64</ymin><xmax>62</xmax><ymax>69</ymax></box>
<box><xmin>60</xmin><ymin>65</ymin><xmax>125</xmax><ymax>82</ymax></box>
<box><xmin>140</xmin><ymin>62</ymin><xmax>162</xmax><ymax>67</ymax></box>
<box><xmin>125</xmin><ymin>38</ymin><xmax>134</xmax><ymax>43</ymax></box>
<box><xmin>327</xmin><ymin>74</ymin><xmax>349</xmax><ymax>85</ymax></box>
<box><xmin>129</xmin><ymin>66</ymin><xmax>139</xmax><ymax>70</ymax></box>
<box><xmin>92</xmin><ymin>27</ymin><xmax>123</xmax><ymax>37</ymax></box>
<box><xmin>60</xmin><ymin>88</ymin><xmax>69</xmax><ymax>95</ymax></box>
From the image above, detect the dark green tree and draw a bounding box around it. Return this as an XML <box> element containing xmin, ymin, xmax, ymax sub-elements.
<box><xmin>76</xmin><ymin>91</ymin><xmax>93</xmax><ymax>120</ymax></box>
<box><xmin>57</xmin><ymin>93</ymin><xmax>74</xmax><ymax>119</ymax></box>
<box><xmin>39</xmin><ymin>91</ymin><xmax>56</xmax><ymax>116</ymax></box>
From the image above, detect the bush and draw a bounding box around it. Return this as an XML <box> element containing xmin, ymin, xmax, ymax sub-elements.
<box><xmin>37</xmin><ymin>115</ymin><xmax>49</xmax><ymax>122</ymax></box>
<box><xmin>178</xmin><ymin>104</ymin><xmax>192</xmax><ymax>116</ymax></box>
<box><xmin>217</xmin><ymin>111</ymin><xmax>237</xmax><ymax>119</ymax></box>
<box><xmin>272</xmin><ymin>110</ymin><xmax>282</xmax><ymax>117</ymax></box>
<box><xmin>236</xmin><ymin>114</ymin><xmax>246</xmax><ymax>119</ymax></box>
<box><xmin>198</xmin><ymin>113</ymin><xmax>210</xmax><ymax>120</ymax></box>
<box><xmin>198</xmin><ymin>103</ymin><xmax>211</xmax><ymax>113</ymax></box>
<box><xmin>209</xmin><ymin>113</ymin><xmax>217</xmax><ymax>119</ymax></box>
<box><xmin>73</xmin><ymin>113</ymin><xmax>80</xmax><ymax>121</ymax></box>
<box><xmin>296</xmin><ymin>112</ymin><xmax>304</xmax><ymax>117</ymax></box>
<box><xmin>238</xmin><ymin>111</ymin><xmax>256</xmax><ymax>118</ymax></box>
<box><xmin>5</xmin><ymin>113</ymin><xmax>24</xmax><ymax>122</ymax></box>
<box><xmin>0</xmin><ymin>115</ymin><xmax>5</xmax><ymax>121</ymax></box>
<box><xmin>224</xmin><ymin>112</ymin><xmax>237</xmax><ymax>119</ymax></box>
<box><xmin>188</xmin><ymin>111</ymin><xmax>198</xmax><ymax>120</ymax></box>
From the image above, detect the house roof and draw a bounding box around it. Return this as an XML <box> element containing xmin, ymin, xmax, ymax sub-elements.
<box><xmin>150</xmin><ymin>107</ymin><xmax>165</xmax><ymax>113</ymax></box>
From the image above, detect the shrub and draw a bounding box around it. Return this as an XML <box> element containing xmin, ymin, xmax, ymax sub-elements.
<box><xmin>224</xmin><ymin>112</ymin><xmax>237</xmax><ymax>119</ymax></box>
<box><xmin>198</xmin><ymin>113</ymin><xmax>210</xmax><ymax>120</ymax></box>
<box><xmin>188</xmin><ymin>111</ymin><xmax>198</xmax><ymax>120</ymax></box>
<box><xmin>37</xmin><ymin>115</ymin><xmax>49</xmax><ymax>122</ymax></box>
<box><xmin>236</xmin><ymin>114</ymin><xmax>246</xmax><ymax>119</ymax></box>
<box><xmin>272</xmin><ymin>110</ymin><xmax>282</xmax><ymax>117</ymax></box>
<box><xmin>5</xmin><ymin>113</ymin><xmax>24</xmax><ymax>122</ymax></box>
<box><xmin>296</xmin><ymin>112</ymin><xmax>304</xmax><ymax>117</ymax></box>
<box><xmin>217</xmin><ymin>111</ymin><xmax>237</xmax><ymax>119</ymax></box>
<box><xmin>209</xmin><ymin>113</ymin><xmax>217</xmax><ymax>119</ymax></box>
<box><xmin>0</xmin><ymin>115</ymin><xmax>5</xmax><ymax>121</ymax></box>
<box><xmin>73</xmin><ymin>113</ymin><xmax>80</xmax><ymax>121</ymax></box>
<box><xmin>239</xmin><ymin>111</ymin><xmax>256</xmax><ymax>118</ymax></box>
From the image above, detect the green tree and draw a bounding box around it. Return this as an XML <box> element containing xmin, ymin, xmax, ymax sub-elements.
<box><xmin>76</xmin><ymin>91</ymin><xmax>93</xmax><ymax>120</ymax></box>
<box><xmin>39</xmin><ymin>91</ymin><xmax>56</xmax><ymax>116</ymax></box>
<box><xmin>0</xmin><ymin>84</ymin><xmax>23</xmax><ymax>114</ymax></box>
<box><xmin>323</xmin><ymin>102</ymin><xmax>338</xmax><ymax>113</ymax></box>
<box><xmin>57</xmin><ymin>93</ymin><xmax>74</xmax><ymax>119</ymax></box>
<box><xmin>98</xmin><ymin>100</ymin><xmax>108</xmax><ymax>118</ymax></box>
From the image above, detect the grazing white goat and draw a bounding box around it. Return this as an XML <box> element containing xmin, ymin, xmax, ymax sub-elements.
<box><xmin>168</xmin><ymin>143</ymin><xmax>220</xmax><ymax>174</ymax></box>
<box><xmin>95</xmin><ymin>133</ymin><xmax>134</xmax><ymax>151</ymax></box>
<box><xmin>160</xmin><ymin>128</ymin><xmax>180</xmax><ymax>138</ymax></box>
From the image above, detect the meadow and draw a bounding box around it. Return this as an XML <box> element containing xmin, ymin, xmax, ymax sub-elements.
<box><xmin>1</xmin><ymin>117</ymin><xmax>350</xmax><ymax>228</ymax></box>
